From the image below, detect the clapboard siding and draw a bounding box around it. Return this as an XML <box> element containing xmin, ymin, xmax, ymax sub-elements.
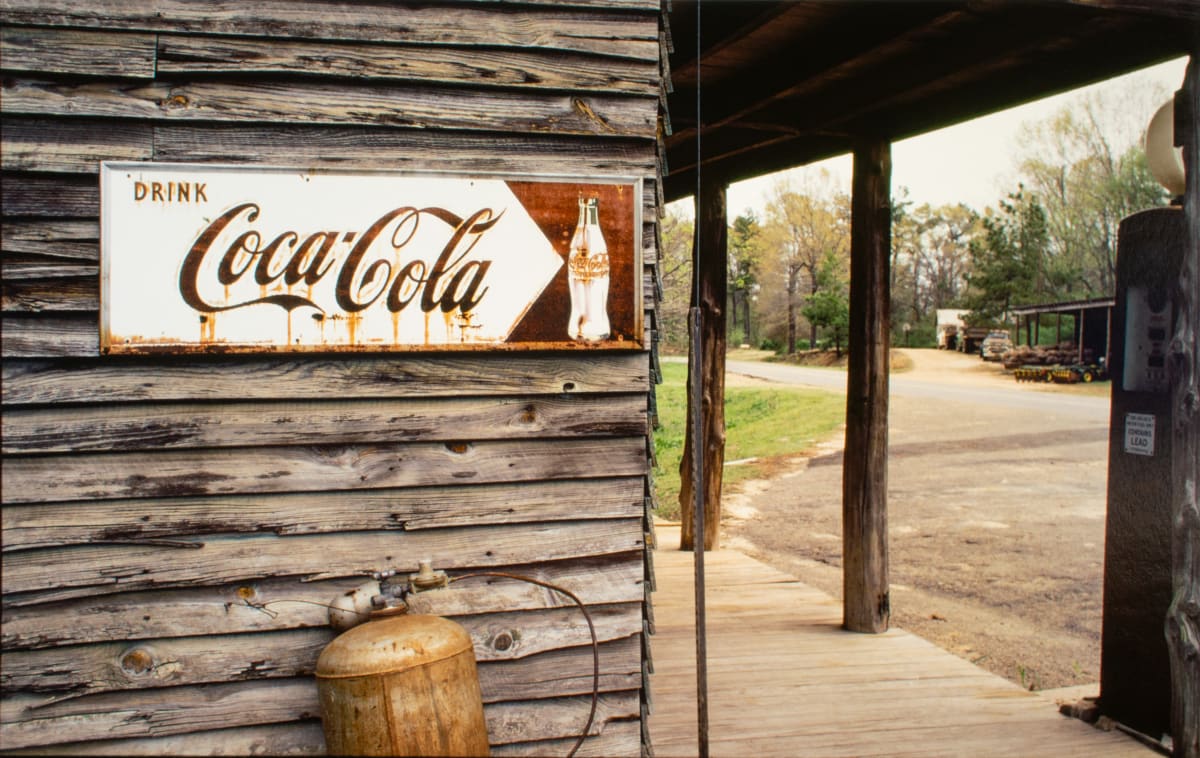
<box><xmin>1</xmin><ymin>681</ymin><xmax>324</xmax><ymax>751</ymax></box>
<box><xmin>0</xmin><ymin>27</ymin><xmax>158</xmax><ymax>79</ymax></box>
<box><xmin>0</xmin><ymin>1</ymin><xmax>661</xmax><ymax>56</ymax></box>
<box><xmin>1</xmin><ymin>685</ymin><xmax>641</xmax><ymax>751</ymax></box>
<box><xmin>0</xmin><ymin>119</ymin><xmax>154</xmax><ymax>174</ymax></box>
<box><xmin>0</xmin><ymin>619</ymin><xmax>642</xmax><ymax>696</ymax></box>
<box><xmin>3</xmin><ymin>716</ymin><xmax>643</xmax><ymax>756</ymax></box>
<box><xmin>156</xmin><ymin>34</ymin><xmax>660</xmax><ymax>95</ymax></box>
<box><xmin>0</xmin><ymin>637</ymin><xmax>642</xmax><ymax>747</ymax></box>
<box><xmin>2</xmin><ymin>275</ymin><xmax>96</xmax><ymax>313</ymax></box>
<box><xmin>480</xmin><ymin>692</ymin><xmax>642</xmax><ymax>746</ymax></box>
<box><xmin>2</xmin><ymin>520</ymin><xmax>644</xmax><ymax>604</ymax></box>
<box><xmin>3</xmin><ymin>78</ymin><xmax>658</xmax><ymax>137</ymax></box>
<box><xmin>0</xmin><ymin>166</ymin><xmax>660</xmax><ymax>219</ymax></box>
<box><xmin>3</xmin><ymin>478</ymin><xmax>645</xmax><ymax>552</ymax></box>
<box><xmin>2</xmin><ymin>395</ymin><xmax>647</xmax><ymax>453</ymax></box>
<box><xmin>1</xmin><ymin>314</ymin><xmax>98</xmax><ymax>357</ymax></box>
<box><xmin>3</xmin><ymin>559</ymin><xmax>645</xmax><ymax>648</ymax></box>
<box><xmin>2</xmin><ymin>28</ymin><xmax>659</xmax><ymax>95</ymax></box>
<box><xmin>1</xmin><ymin>261</ymin><xmax>98</xmax><ymax>281</ymax></box>
<box><xmin>492</xmin><ymin>721</ymin><xmax>642</xmax><ymax>757</ymax></box>
<box><xmin>1</xmin><ymin>353</ymin><xmax>649</xmax><ymax>404</ymax></box>
<box><xmin>1</xmin><ymin>120</ymin><xmax>656</xmax><ymax>177</ymax></box>
<box><xmin>2</xmin><ymin>608</ymin><xmax>644</xmax><ymax>699</ymax></box>
<box><xmin>1</xmin><ymin>1</ymin><xmax>665</xmax><ymax>754</ymax></box>
<box><xmin>1</xmin><ymin>220</ymin><xmax>98</xmax><ymax>261</ymax></box>
<box><xmin>2</xmin><ymin>438</ymin><xmax>648</xmax><ymax>505</ymax></box>
<box><xmin>6</xmin><ymin>721</ymin><xmax>329</xmax><ymax>756</ymax></box>
<box><xmin>0</xmin><ymin>172</ymin><xmax>97</xmax><ymax>217</ymax></box>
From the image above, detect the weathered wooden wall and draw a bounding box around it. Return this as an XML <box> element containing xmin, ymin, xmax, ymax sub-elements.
<box><xmin>0</xmin><ymin>1</ymin><xmax>667</xmax><ymax>754</ymax></box>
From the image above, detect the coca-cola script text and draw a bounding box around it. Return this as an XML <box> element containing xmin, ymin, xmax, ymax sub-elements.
<box><xmin>179</xmin><ymin>203</ymin><xmax>502</xmax><ymax>316</ymax></box>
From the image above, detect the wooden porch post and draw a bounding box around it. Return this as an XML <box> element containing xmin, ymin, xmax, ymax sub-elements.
<box><xmin>1078</xmin><ymin>308</ymin><xmax>1086</xmax><ymax>364</ymax></box>
<box><xmin>843</xmin><ymin>137</ymin><xmax>891</xmax><ymax>633</ymax></box>
<box><xmin>680</xmin><ymin>178</ymin><xmax>728</xmax><ymax>552</ymax></box>
<box><xmin>1106</xmin><ymin>305</ymin><xmax>1113</xmax><ymax>368</ymax></box>
<box><xmin>1168</xmin><ymin>53</ymin><xmax>1199</xmax><ymax>758</ymax></box>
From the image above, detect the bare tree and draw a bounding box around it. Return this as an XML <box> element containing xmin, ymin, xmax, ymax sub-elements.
<box><xmin>760</xmin><ymin>172</ymin><xmax>850</xmax><ymax>352</ymax></box>
<box><xmin>656</xmin><ymin>204</ymin><xmax>695</xmax><ymax>353</ymax></box>
<box><xmin>1014</xmin><ymin>82</ymin><xmax>1171</xmax><ymax>298</ymax></box>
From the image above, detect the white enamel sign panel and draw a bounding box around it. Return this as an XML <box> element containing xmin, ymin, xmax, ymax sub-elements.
<box><xmin>100</xmin><ymin>163</ymin><xmax>642</xmax><ymax>353</ymax></box>
<box><xmin>1123</xmin><ymin>412</ymin><xmax>1156</xmax><ymax>457</ymax></box>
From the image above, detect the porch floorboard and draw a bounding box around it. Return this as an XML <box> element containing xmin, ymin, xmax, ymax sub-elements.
<box><xmin>646</xmin><ymin>525</ymin><xmax>1151</xmax><ymax>757</ymax></box>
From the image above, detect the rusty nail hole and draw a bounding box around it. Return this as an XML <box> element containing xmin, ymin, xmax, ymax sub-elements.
<box><xmin>445</xmin><ymin>442</ymin><xmax>470</xmax><ymax>454</ymax></box>
<box><xmin>236</xmin><ymin>586</ymin><xmax>256</xmax><ymax>600</ymax></box>
<box><xmin>121</xmin><ymin>648</ymin><xmax>154</xmax><ymax>675</ymax></box>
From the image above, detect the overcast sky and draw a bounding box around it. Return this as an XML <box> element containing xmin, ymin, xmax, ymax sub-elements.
<box><xmin>697</xmin><ymin>56</ymin><xmax>1189</xmax><ymax>218</ymax></box>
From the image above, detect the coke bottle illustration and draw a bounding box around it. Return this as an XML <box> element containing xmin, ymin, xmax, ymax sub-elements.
<box><xmin>567</xmin><ymin>196</ymin><xmax>611</xmax><ymax>341</ymax></box>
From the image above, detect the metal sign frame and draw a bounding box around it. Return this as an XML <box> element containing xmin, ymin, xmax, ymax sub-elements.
<box><xmin>99</xmin><ymin>162</ymin><xmax>643</xmax><ymax>354</ymax></box>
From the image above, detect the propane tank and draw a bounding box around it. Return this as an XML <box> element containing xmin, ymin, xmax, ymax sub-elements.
<box><xmin>315</xmin><ymin>607</ymin><xmax>489</xmax><ymax>756</ymax></box>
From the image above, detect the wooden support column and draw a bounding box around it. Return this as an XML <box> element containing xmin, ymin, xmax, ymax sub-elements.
<box><xmin>843</xmin><ymin>137</ymin><xmax>891</xmax><ymax>633</ymax></box>
<box><xmin>1106</xmin><ymin>306</ymin><xmax>1113</xmax><ymax>368</ymax></box>
<box><xmin>1168</xmin><ymin>53</ymin><xmax>1199</xmax><ymax>758</ymax></box>
<box><xmin>679</xmin><ymin>179</ymin><xmax>727</xmax><ymax>552</ymax></box>
<box><xmin>1078</xmin><ymin>309</ymin><xmax>1086</xmax><ymax>364</ymax></box>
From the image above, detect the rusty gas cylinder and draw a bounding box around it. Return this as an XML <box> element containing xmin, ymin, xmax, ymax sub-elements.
<box><xmin>315</xmin><ymin>610</ymin><xmax>489</xmax><ymax>756</ymax></box>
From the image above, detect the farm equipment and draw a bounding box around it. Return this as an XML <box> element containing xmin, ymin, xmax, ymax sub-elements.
<box><xmin>1014</xmin><ymin>366</ymin><xmax>1052</xmax><ymax>382</ymax></box>
<box><xmin>1013</xmin><ymin>363</ymin><xmax>1108</xmax><ymax>383</ymax></box>
<box><xmin>1051</xmin><ymin>364</ymin><xmax>1109</xmax><ymax>383</ymax></box>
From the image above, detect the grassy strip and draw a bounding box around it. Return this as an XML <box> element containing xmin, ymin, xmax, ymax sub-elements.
<box><xmin>652</xmin><ymin>360</ymin><xmax>845</xmax><ymax>521</ymax></box>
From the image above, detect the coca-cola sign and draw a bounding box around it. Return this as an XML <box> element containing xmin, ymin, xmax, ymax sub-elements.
<box><xmin>100</xmin><ymin>163</ymin><xmax>642</xmax><ymax>353</ymax></box>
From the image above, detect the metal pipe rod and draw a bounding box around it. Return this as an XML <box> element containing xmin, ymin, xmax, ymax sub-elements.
<box><xmin>688</xmin><ymin>307</ymin><xmax>709</xmax><ymax>758</ymax></box>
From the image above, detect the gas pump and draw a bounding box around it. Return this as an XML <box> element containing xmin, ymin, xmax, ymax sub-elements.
<box><xmin>1098</xmin><ymin>97</ymin><xmax>1188</xmax><ymax>744</ymax></box>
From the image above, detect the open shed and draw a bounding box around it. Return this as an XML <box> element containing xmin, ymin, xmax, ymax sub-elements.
<box><xmin>1009</xmin><ymin>296</ymin><xmax>1117</xmax><ymax>366</ymax></box>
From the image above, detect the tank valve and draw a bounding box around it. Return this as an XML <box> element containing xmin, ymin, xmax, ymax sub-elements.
<box><xmin>409</xmin><ymin>558</ymin><xmax>448</xmax><ymax>592</ymax></box>
<box><xmin>328</xmin><ymin>579</ymin><xmax>384</xmax><ymax>631</ymax></box>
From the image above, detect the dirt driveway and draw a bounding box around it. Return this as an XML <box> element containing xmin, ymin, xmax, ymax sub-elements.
<box><xmin>720</xmin><ymin>348</ymin><xmax>1112</xmax><ymax>692</ymax></box>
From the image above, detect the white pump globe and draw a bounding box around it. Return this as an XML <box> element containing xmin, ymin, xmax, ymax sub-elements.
<box><xmin>1146</xmin><ymin>98</ymin><xmax>1186</xmax><ymax>197</ymax></box>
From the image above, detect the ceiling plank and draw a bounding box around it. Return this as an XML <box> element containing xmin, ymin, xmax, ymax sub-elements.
<box><xmin>663</xmin><ymin>1</ymin><xmax>1191</xmax><ymax>202</ymax></box>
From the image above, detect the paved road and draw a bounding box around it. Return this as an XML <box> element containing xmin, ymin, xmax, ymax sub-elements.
<box><xmin>724</xmin><ymin>358</ymin><xmax>1110</xmax><ymax>423</ymax></box>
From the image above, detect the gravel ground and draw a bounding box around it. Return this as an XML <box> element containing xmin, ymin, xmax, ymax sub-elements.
<box><xmin>719</xmin><ymin>348</ymin><xmax>1112</xmax><ymax>692</ymax></box>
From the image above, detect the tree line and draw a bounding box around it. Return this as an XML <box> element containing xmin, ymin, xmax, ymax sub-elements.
<box><xmin>658</xmin><ymin>81</ymin><xmax>1173</xmax><ymax>354</ymax></box>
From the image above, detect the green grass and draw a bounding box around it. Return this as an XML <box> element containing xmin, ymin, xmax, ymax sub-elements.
<box><xmin>652</xmin><ymin>361</ymin><xmax>845</xmax><ymax>521</ymax></box>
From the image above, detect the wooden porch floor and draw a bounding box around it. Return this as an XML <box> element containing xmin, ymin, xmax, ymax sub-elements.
<box><xmin>646</xmin><ymin>525</ymin><xmax>1151</xmax><ymax>757</ymax></box>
